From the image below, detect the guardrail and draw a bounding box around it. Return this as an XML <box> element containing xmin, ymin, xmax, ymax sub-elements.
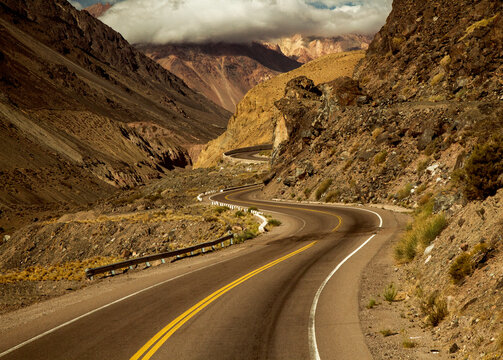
<box><xmin>86</xmin><ymin>183</ymin><xmax>266</xmax><ymax>279</ymax></box>
<box><xmin>85</xmin><ymin>234</ymin><xmax>233</xmax><ymax>279</ymax></box>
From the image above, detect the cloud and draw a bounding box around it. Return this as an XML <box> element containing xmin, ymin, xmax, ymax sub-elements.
<box><xmin>100</xmin><ymin>0</ymin><xmax>391</xmax><ymax>44</ymax></box>
<box><xmin>68</xmin><ymin>0</ymin><xmax>83</xmax><ymax>10</ymax></box>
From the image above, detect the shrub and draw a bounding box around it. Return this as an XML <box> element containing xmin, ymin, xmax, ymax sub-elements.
<box><xmin>394</xmin><ymin>199</ymin><xmax>447</xmax><ymax>263</ymax></box>
<box><xmin>214</xmin><ymin>206</ymin><xmax>230</xmax><ymax>214</ymax></box>
<box><xmin>235</xmin><ymin>210</ymin><xmax>245</xmax><ymax>217</ymax></box>
<box><xmin>416</xmin><ymin>158</ymin><xmax>430</xmax><ymax>173</ymax></box>
<box><xmin>325</xmin><ymin>190</ymin><xmax>340</xmax><ymax>203</ymax></box>
<box><xmin>396</xmin><ymin>183</ymin><xmax>413</xmax><ymax>200</ymax></box>
<box><xmin>267</xmin><ymin>219</ymin><xmax>281</xmax><ymax>227</ymax></box>
<box><xmin>304</xmin><ymin>187</ymin><xmax>312</xmax><ymax>199</ymax></box>
<box><xmin>374</xmin><ymin>151</ymin><xmax>387</xmax><ymax>165</ymax></box>
<box><xmin>367</xmin><ymin>298</ymin><xmax>377</xmax><ymax>309</ymax></box>
<box><xmin>380</xmin><ymin>329</ymin><xmax>397</xmax><ymax>337</ymax></box>
<box><xmin>402</xmin><ymin>340</ymin><xmax>417</xmax><ymax>349</ymax></box>
<box><xmin>461</xmin><ymin>136</ymin><xmax>503</xmax><ymax>200</ymax></box>
<box><xmin>247</xmin><ymin>206</ymin><xmax>258</xmax><ymax>213</ymax></box>
<box><xmin>383</xmin><ymin>283</ymin><xmax>397</xmax><ymax>303</ymax></box>
<box><xmin>290</xmin><ymin>193</ymin><xmax>296</xmax><ymax>199</ymax></box>
<box><xmin>449</xmin><ymin>252</ymin><xmax>473</xmax><ymax>284</ymax></box>
<box><xmin>315</xmin><ymin>179</ymin><xmax>333</xmax><ymax>200</ymax></box>
<box><xmin>235</xmin><ymin>229</ymin><xmax>257</xmax><ymax>243</ymax></box>
<box><xmin>420</xmin><ymin>291</ymin><xmax>448</xmax><ymax>326</ymax></box>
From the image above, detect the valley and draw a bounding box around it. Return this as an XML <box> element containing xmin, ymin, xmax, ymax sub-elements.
<box><xmin>0</xmin><ymin>0</ymin><xmax>502</xmax><ymax>359</ymax></box>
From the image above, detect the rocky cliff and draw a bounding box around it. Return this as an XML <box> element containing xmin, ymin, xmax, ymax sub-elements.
<box><xmin>195</xmin><ymin>51</ymin><xmax>364</xmax><ymax>168</ymax></box>
<box><xmin>0</xmin><ymin>0</ymin><xmax>230</xmax><ymax>232</ymax></box>
<box><xmin>265</xmin><ymin>0</ymin><xmax>502</xmax><ymax>357</ymax></box>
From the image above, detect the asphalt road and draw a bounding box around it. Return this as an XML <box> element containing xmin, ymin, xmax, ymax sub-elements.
<box><xmin>227</xmin><ymin>150</ymin><xmax>268</xmax><ymax>162</ymax></box>
<box><xmin>0</xmin><ymin>187</ymin><xmax>404</xmax><ymax>360</ymax></box>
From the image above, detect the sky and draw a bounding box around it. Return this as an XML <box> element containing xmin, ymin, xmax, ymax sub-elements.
<box><xmin>69</xmin><ymin>0</ymin><xmax>392</xmax><ymax>44</ymax></box>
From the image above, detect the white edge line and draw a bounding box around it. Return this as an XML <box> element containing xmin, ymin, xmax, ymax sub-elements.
<box><xmin>0</xmin><ymin>256</ymin><xmax>235</xmax><ymax>358</ymax></box>
<box><xmin>308</xmin><ymin>233</ymin><xmax>377</xmax><ymax>360</ymax></box>
<box><xmin>2</xmin><ymin>190</ymin><xmax>382</xmax><ymax>358</ymax></box>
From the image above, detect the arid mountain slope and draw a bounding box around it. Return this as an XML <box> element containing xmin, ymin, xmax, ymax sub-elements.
<box><xmin>355</xmin><ymin>0</ymin><xmax>502</xmax><ymax>103</ymax></box>
<box><xmin>135</xmin><ymin>42</ymin><xmax>302</xmax><ymax>112</ymax></box>
<box><xmin>0</xmin><ymin>0</ymin><xmax>230</xmax><ymax>232</ymax></box>
<box><xmin>263</xmin><ymin>34</ymin><xmax>372</xmax><ymax>63</ymax></box>
<box><xmin>195</xmin><ymin>51</ymin><xmax>364</xmax><ymax>168</ymax></box>
<box><xmin>263</xmin><ymin>0</ymin><xmax>502</xmax><ymax>357</ymax></box>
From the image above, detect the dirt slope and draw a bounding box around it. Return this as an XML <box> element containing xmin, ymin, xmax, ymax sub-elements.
<box><xmin>195</xmin><ymin>51</ymin><xmax>364</xmax><ymax>168</ymax></box>
<box><xmin>134</xmin><ymin>42</ymin><xmax>302</xmax><ymax>112</ymax></box>
<box><xmin>0</xmin><ymin>0</ymin><xmax>230</xmax><ymax>233</ymax></box>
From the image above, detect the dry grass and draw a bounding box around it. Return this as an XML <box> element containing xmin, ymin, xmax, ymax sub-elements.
<box><xmin>0</xmin><ymin>256</ymin><xmax>121</xmax><ymax>283</ymax></box>
<box><xmin>315</xmin><ymin>179</ymin><xmax>333</xmax><ymax>200</ymax></box>
<box><xmin>394</xmin><ymin>200</ymin><xmax>447</xmax><ymax>262</ymax></box>
<box><xmin>374</xmin><ymin>151</ymin><xmax>387</xmax><ymax>165</ymax></box>
<box><xmin>402</xmin><ymin>340</ymin><xmax>417</xmax><ymax>348</ymax></box>
<box><xmin>383</xmin><ymin>283</ymin><xmax>398</xmax><ymax>302</ymax></box>
<box><xmin>396</xmin><ymin>183</ymin><xmax>413</xmax><ymax>200</ymax></box>
<box><xmin>430</xmin><ymin>73</ymin><xmax>445</xmax><ymax>86</ymax></box>
<box><xmin>420</xmin><ymin>291</ymin><xmax>448</xmax><ymax>326</ymax></box>
<box><xmin>380</xmin><ymin>329</ymin><xmax>398</xmax><ymax>337</ymax></box>
<box><xmin>460</xmin><ymin>15</ymin><xmax>498</xmax><ymax>42</ymax></box>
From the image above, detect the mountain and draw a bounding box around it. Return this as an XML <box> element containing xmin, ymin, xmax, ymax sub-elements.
<box><xmin>195</xmin><ymin>51</ymin><xmax>365</xmax><ymax>168</ymax></box>
<box><xmin>83</xmin><ymin>2</ymin><xmax>111</xmax><ymax>17</ymax></box>
<box><xmin>259</xmin><ymin>0</ymin><xmax>502</xmax><ymax>357</ymax></box>
<box><xmin>263</xmin><ymin>34</ymin><xmax>372</xmax><ymax>63</ymax></box>
<box><xmin>136</xmin><ymin>42</ymin><xmax>302</xmax><ymax>112</ymax></box>
<box><xmin>0</xmin><ymin>0</ymin><xmax>230</xmax><ymax>232</ymax></box>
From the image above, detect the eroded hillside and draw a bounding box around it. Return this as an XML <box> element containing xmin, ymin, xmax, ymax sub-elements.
<box><xmin>137</xmin><ymin>42</ymin><xmax>302</xmax><ymax>112</ymax></box>
<box><xmin>195</xmin><ymin>51</ymin><xmax>364</xmax><ymax>168</ymax></box>
<box><xmin>264</xmin><ymin>0</ymin><xmax>502</xmax><ymax>357</ymax></box>
<box><xmin>0</xmin><ymin>0</ymin><xmax>230</xmax><ymax>233</ymax></box>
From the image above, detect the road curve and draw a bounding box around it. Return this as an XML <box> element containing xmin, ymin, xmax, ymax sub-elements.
<box><xmin>0</xmin><ymin>187</ymin><xmax>404</xmax><ymax>360</ymax></box>
<box><xmin>223</xmin><ymin>144</ymin><xmax>272</xmax><ymax>163</ymax></box>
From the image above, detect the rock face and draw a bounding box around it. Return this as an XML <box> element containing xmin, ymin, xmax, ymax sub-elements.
<box><xmin>195</xmin><ymin>51</ymin><xmax>364</xmax><ymax>168</ymax></box>
<box><xmin>355</xmin><ymin>0</ymin><xmax>502</xmax><ymax>102</ymax></box>
<box><xmin>0</xmin><ymin>0</ymin><xmax>230</xmax><ymax>220</ymax></box>
<box><xmin>268</xmin><ymin>1</ymin><xmax>502</xmax><ymax>204</ymax></box>
<box><xmin>263</xmin><ymin>34</ymin><xmax>372</xmax><ymax>63</ymax></box>
<box><xmin>265</xmin><ymin>1</ymin><xmax>502</xmax><ymax>357</ymax></box>
<box><xmin>135</xmin><ymin>42</ymin><xmax>302</xmax><ymax>112</ymax></box>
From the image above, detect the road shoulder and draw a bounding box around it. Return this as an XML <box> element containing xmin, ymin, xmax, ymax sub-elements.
<box><xmin>358</xmin><ymin>211</ymin><xmax>449</xmax><ymax>359</ymax></box>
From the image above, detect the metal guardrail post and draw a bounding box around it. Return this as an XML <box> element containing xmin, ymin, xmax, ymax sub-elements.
<box><xmin>85</xmin><ymin>234</ymin><xmax>234</xmax><ymax>279</ymax></box>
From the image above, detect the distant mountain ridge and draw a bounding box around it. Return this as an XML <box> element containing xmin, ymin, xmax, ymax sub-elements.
<box><xmin>83</xmin><ymin>2</ymin><xmax>111</xmax><ymax>17</ymax></box>
<box><xmin>136</xmin><ymin>42</ymin><xmax>302</xmax><ymax>112</ymax></box>
<box><xmin>263</xmin><ymin>34</ymin><xmax>372</xmax><ymax>63</ymax></box>
<box><xmin>83</xmin><ymin>3</ymin><xmax>372</xmax><ymax>112</ymax></box>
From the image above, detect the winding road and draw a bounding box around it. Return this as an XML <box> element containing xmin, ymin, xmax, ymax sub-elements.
<box><xmin>0</xmin><ymin>186</ymin><xmax>404</xmax><ymax>360</ymax></box>
<box><xmin>223</xmin><ymin>144</ymin><xmax>272</xmax><ymax>164</ymax></box>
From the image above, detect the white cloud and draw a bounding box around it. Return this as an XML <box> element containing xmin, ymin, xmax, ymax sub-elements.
<box><xmin>68</xmin><ymin>0</ymin><xmax>83</xmax><ymax>10</ymax></box>
<box><xmin>100</xmin><ymin>0</ymin><xmax>392</xmax><ymax>44</ymax></box>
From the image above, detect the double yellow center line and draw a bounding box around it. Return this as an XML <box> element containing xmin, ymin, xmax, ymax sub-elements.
<box><xmin>131</xmin><ymin>241</ymin><xmax>318</xmax><ymax>360</ymax></box>
<box><xmin>224</xmin><ymin>188</ymin><xmax>343</xmax><ymax>232</ymax></box>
